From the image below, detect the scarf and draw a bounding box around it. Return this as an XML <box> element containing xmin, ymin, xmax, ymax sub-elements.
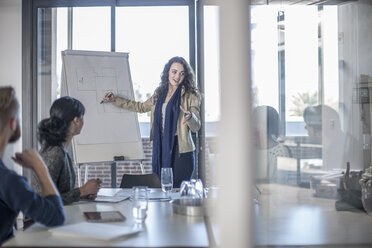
<box><xmin>152</xmin><ymin>86</ymin><xmax>182</xmax><ymax>178</ymax></box>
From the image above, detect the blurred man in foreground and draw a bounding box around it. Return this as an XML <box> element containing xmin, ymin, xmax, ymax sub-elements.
<box><xmin>0</xmin><ymin>86</ymin><xmax>65</xmax><ymax>245</ymax></box>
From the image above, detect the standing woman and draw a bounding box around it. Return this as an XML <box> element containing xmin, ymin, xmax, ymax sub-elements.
<box><xmin>104</xmin><ymin>56</ymin><xmax>201</xmax><ymax>187</ymax></box>
<box><xmin>31</xmin><ymin>97</ymin><xmax>101</xmax><ymax>205</ymax></box>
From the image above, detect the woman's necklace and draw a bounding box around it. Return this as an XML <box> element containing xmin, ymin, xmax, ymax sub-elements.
<box><xmin>167</xmin><ymin>90</ymin><xmax>174</xmax><ymax>98</ymax></box>
<box><xmin>166</xmin><ymin>87</ymin><xmax>177</xmax><ymax>99</ymax></box>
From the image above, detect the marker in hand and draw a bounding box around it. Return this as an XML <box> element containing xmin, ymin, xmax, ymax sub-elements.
<box><xmin>100</xmin><ymin>92</ymin><xmax>113</xmax><ymax>104</ymax></box>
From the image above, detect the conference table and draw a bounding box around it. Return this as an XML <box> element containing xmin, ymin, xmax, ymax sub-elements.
<box><xmin>11</xmin><ymin>183</ymin><xmax>372</xmax><ymax>247</ymax></box>
<box><xmin>4</xmin><ymin>188</ymin><xmax>211</xmax><ymax>248</ymax></box>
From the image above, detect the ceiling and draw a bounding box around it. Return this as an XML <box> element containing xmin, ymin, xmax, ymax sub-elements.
<box><xmin>251</xmin><ymin>0</ymin><xmax>358</xmax><ymax>5</ymax></box>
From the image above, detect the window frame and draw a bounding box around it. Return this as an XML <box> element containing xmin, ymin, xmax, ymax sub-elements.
<box><xmin>22</xmin><ymin>0</ymin><xmax>205</xmax><ymax>179</ymax></box>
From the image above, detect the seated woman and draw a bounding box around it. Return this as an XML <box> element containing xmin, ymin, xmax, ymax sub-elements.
<box><xmin>253</xmin><ymin>105</ymin><xmax>290</xmax><ymax>182</ymax></box>
<box><xmin>31</xmin><ymin>96</ymin><xmax>101</xmax><ymax>205</ymax></box>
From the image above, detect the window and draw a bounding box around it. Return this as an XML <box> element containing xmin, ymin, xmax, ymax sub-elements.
<box><xmin>204</xmin><ymin>6</ymin><xmax>220</xmax><ymax>124</ymax></box>
<box><xmin>202</xmin><ymin>5</ymin><xmax>220</xmax><ymax>187</ymax></box>
<box><xmin>116</xmin><ymin>6</ymin><xmax>190</xmax><ymax>128</ymax></box>
<box><xmin>35</xmin><ymin>3</ymin><xmax>193</xmax><ymax>138</ymax></box>
<box><xmin>37</xmin><ymin>7</ymin><xmax>111</xmax><ymax>123</ymax></box>
<box><xmin>72</xmin><ymin>7</ymin><xmax>111</xmax><ymax>51</ymax></box>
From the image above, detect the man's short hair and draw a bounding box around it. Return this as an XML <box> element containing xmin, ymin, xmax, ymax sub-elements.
<box><xmin>0</xmin><ymin>86</ymin><xmax>19</xmax><ymax>132</ymax></box>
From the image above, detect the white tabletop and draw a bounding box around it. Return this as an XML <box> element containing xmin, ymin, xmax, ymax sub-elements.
<box><xmin>4</xmin><ymin>188</ymin><xmax>209</xmax><ymax>247</ymax></box>
<box><xmin>255</xmin><ymin>183</ymin><xmax>372</xmax><ymax>247</ymax></box>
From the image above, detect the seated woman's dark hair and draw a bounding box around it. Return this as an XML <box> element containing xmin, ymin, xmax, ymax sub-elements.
<box><xmin>253</xmin><ymin>105</ymin><xmax>280</xmax><ymax>143</ymax></box>
<box><xmin>38</xmin><ymin>96</ymin><xmax>85</xmax><ymax>147</ymax></box>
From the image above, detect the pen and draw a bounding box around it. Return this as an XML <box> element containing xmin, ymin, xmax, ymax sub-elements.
<box><xmin>100</xmin><ymin>92</ymin><xmax>113</xmax><ymax>104</ymax></box>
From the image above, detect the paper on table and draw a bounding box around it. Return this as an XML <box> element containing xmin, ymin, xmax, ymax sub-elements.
<box><xmin>49</xmin><ymin>222</ymin><xmax>142</xmax><ymax>241</ymax></box>
<box><xmin>94</xmin><ymin>195</ymin><xmax>129</xmax><ymax>203</ymax></box>
<box><xmin>114</xmin><ymin>189</ymin><xmax>132</xmax><ymax>198</ymax></box>
<box><xmin>114</xmin><ymin>188</ymin><xmax>172</xmax><ymax>201</ymax></box>
<box><xmin>98</xmin><ymin>188</ymin><xmax>124</xmax><ymax>196</ymax></box>
<box><xmin>93</xmin><ymin>188</ymin><xmax>129</xmax><ymax>202</ymax></box>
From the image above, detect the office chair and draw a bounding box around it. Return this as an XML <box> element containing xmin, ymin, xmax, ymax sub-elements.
<box><xmin>120</xmin><ymin>173</ymin><xmax>161</xmax><ymax>188</ymax></box>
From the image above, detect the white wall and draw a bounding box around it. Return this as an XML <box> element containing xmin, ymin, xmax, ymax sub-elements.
<box><xmin>0</xmin><ymin>0</ymin><xmax>22</xmax><ymax>174</ymax></box>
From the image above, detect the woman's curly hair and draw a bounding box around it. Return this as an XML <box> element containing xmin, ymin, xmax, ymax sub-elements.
<box><xmin>154</xmin><ymin>56</ymin><xmax>199</xmax><ymax>100</ymax></box>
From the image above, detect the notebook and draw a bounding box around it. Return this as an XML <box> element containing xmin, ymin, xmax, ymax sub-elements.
<box><xmin>49</xmin><ymin>222</ymin><xmax>143</xmax><ymax>241</ymax></box>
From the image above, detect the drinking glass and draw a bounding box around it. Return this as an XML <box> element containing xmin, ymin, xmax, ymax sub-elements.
<box><xmin>191</xmin><ymin>179</ymin><xmax>204</xmax><ymax>198</ymax></box>
<box><xmin>161</xmin><ymin>168</ymin><xmax>173</xmax><ymax>195</ymax></box>
<box><xmin>131</xmin><ymin>186</ymin><xmax>148</xmax><ymax>223</ymax></box>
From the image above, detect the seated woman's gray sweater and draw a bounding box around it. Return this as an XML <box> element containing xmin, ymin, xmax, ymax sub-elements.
<box><xmin>31</xmin><ymin>146</ymin><xmax>80</xmax><ymax>205</ymax></box>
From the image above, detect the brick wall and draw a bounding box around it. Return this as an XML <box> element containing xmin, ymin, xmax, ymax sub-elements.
<box><xmin>74</xmin><ymin>137</ymin><xmax>218</xmax><ymax>188</ymax></box>
<box><xmin>74</xmin><ymin>138</ymin><xmax>153</xmax><ymax>188</ymax></box>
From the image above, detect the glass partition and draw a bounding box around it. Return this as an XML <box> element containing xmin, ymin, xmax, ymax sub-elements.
<box><xmin>251</xmin><ymin>4</ymin><xmax>363</xmax><ymax>188</ymax></box>
<box><xmin>252</xmin><ymin>2</ymin><xmax>371</xmax><ymax>246</ymax></box>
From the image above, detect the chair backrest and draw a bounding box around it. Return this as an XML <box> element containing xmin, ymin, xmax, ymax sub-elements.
<box><xmin>120</xmin><ymin>173</ymin><xmax>161</xmax><ymax>188</ymax></box>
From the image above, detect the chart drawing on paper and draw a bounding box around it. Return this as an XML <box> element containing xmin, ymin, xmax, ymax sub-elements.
<box><xmin>62</xmin><ymin>50</ymin><xmax>144</xmax><ymax>164</ymax></box>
